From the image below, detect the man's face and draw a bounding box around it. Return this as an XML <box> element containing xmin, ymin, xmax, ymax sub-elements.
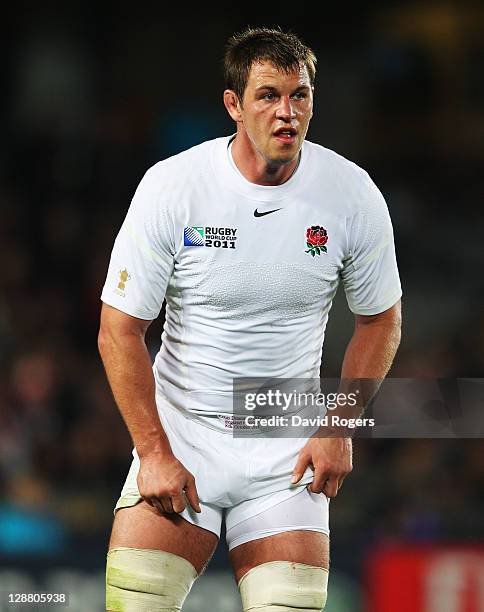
<box><xmin>239</xmin><ymin>60</ymin><xmax>313</xmax><ymax>165</ymax></box>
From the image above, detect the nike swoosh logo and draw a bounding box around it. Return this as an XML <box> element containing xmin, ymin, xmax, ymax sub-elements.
<box><xmin>254</xmin><ymin>208</ymin><xmax>282</xmax><ymax>218</ymax></box>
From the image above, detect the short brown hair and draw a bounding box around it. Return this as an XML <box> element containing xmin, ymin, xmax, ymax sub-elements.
<box><xmin>224</xmin><ymin>26</ymin><xmax>317</xmax><ymax>103</ymax></box>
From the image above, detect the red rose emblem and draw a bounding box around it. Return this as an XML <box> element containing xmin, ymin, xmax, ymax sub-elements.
<box><xmin>305</xmin><ymin>226</ymin><xmax>328</xmax><ymax>256</ymax></box>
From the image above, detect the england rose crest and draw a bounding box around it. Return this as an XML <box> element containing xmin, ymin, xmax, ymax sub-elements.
<box><xmin>305</xmin><ymin>225</ymin><xmax>328</xmax><ymax>256</ymax></box>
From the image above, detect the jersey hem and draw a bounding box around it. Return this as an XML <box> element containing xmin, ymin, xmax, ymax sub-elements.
<box><xmin>100</xmin><ymin>296</ymin><xmax>158</xmax><ymax>321</ymax></box>
<box><xmin>348</xmin><ymin>290</ymin><xmax>402</xmax><ymax>316</ymax></box>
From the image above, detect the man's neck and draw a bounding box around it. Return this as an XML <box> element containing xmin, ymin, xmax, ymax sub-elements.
<box><xmin>230</xmin><ymin>133</ymin><xmax>299</xmax><ymax>186</ymax></box>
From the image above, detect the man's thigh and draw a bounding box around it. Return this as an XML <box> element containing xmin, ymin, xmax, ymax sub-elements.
<box><xmin>227</xmin><ymin>486</ymin><xmax>330</xmax><ymax>582</ymax></box>
<box><xmin>110</xmin><ymin>500</ymin><xmax>219</xmax><ymax>574</ymax></box>
<box><xmin>229</xmin><ymin>530</ymin><xmax>329</xmax><ymax>583</ymax></box>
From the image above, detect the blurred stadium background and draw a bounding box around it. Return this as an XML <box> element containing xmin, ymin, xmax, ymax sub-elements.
<box><xmin>1</xmin><ymin>2</ymin><xmax>483</xmax><ymax>610</ymax></box>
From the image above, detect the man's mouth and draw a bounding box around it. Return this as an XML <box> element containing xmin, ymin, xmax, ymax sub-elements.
<box><xmin>273</xmin><ymin>127</ymin><xmax>297</xmax><ymax>142</ymax></box>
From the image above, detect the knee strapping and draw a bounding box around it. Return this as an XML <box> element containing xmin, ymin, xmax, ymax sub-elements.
<box><xmin>238</xmin><ymin>561</ymin><xmax>328</xmax><ymax>611</ymax></box>
<box><xmin>106</xmin><ymin>547</ymin><xmax>197</xmax><ymax>611</ymax></box>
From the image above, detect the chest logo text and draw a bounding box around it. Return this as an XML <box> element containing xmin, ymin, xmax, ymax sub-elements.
<box><xmin>184</xmin><ymin>226</ymin><xmax>237</xmax><ymax>249</ymax></box>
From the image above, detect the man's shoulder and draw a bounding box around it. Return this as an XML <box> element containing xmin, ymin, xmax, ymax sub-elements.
<box><xmin>304</xmin><ymin>140</ymin><xmax>384</xmax><ymax>217</ymax></box>
<box><xmin>128</xmin><ymin>137</ymin><xmax>228</xmax><ymax>218</ymax></box>
<box><xmin>305</xmin><ymin>140</ymin><xmax>369</xmax><ymax>184</ymax></box>
<box><xmin>145</xmin><ymin>136</ymin><xmax>224</xmax><ymax>180</ymax></box>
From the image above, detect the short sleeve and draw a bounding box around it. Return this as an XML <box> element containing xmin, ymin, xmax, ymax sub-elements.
<box><xmin>100</xmin><ymin>167</ymin><xmax>174</xmax><ymax>320</ymax></box>
<box><xmin>341</xmin><ymin>172</ymin><xmax>402</xmax><ymax>315</ymax></box>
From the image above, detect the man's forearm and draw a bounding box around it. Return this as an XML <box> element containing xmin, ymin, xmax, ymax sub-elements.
<box><xmin>330</xmin><ymin>303</ymin><xmax>402</xmax><ymax>427</ymax></box>
<box><xmin>98</xmin><ymin>327</ymin><xmax>171</xmax><ymax>457</ymax></box>
<box><xmin>341</xmin><ymin>310</ymin><xmax>401</xmax><ymax>381</ymax></box>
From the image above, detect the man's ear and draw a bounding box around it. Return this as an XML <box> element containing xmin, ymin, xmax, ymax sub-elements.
<box><xmin>223</xmin><ymin>90</ymin><xmax>243</xmax><ymax>122</ymax></box>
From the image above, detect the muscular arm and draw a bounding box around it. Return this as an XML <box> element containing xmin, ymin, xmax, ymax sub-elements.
<box><xmin>335</xmin><ymin>299</ymin><xmax>403</xmax><ymax>414</ymax></box>
<box><xmin>98</xmin><ymin>303</ymin><xmax>200</xmax><ymax>513</ymax></box>
<box><xmin>292</xmin><ymin>300</ymin><xmax>402</xmax><ymax>497</ymax></box>
<box><xmin>98</xmin><ymin>303</ymin><xmax>169</xmax><ymax>456</ymax></box>
<box><xmin>342</xmin><ymin>299</ymin><xmax>402</xmax><ymax>381</ymax></box>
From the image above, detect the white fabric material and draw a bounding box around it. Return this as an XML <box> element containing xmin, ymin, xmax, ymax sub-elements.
<box><xmin>226</xmin><ymin>486</ymin><xmax>329</xmax><ymax>551</ymax></box>
<box><xmin>106</xmin><ymin>547</ymin><xmax>197</xmax><ymax>611</ymax></box>
<box><xmin>115</xmin><ymin>400</ymin><xmax>319</xmax><ymax>538</ymax></box>
<box><xmin>101</xmin><ymin>136</ymin><xmax>402</xmax><ymax>421</ymax></box>
<box><xmin>238</xmin><ymin>561</ymin><xmax>328</xmax><ymax>611</ymax></box>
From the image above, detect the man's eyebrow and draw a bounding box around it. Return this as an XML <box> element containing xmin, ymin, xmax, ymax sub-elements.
<box><xmin>254</xmin><ymin>84</ymin><xmax>311</xmax><ymax>92</ymax></box>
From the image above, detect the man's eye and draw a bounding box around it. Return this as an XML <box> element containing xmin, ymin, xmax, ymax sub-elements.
<box><xmin>292</xmin><ymin>92</ymin><xmax>307</xmax><ymax>100</ymax></box>
<box><xmin>262</xmin><ymin>92</ymin><xmax>275</xmax><ymax>100</ymax></box>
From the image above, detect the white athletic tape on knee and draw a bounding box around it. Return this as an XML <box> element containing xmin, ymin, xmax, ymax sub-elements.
<box><xmin>238</xmin><ymin>561</ymin><xmax>328</xmax><ymax>611</ymax></box>
<box><xmin>106</xmin><ymin>547</ymin><xmax>197</xmax><ymax>611</ymax></box>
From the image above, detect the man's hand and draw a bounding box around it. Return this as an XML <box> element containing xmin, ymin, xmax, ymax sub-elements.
<box><xmin>291</xmin><ymin>436</ymin><xmax>353</xmax><ymax>497</ymax></box>
<box><xmin>137</xmin><ymin>450</ymin><xmax>201</xmax><ymax>515</ymax></box>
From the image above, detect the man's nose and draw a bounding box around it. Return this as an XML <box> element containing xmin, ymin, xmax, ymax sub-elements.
<box><xmin>275</xmin><ymin>96</ymin><xmax>295</xmax><ymax>121</ymax></box>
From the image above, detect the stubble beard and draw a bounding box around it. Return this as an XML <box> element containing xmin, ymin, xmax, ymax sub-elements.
<box><xmin>264</xmin><ymin>141</ymin><xmax>301</xmax><ymax>168</ymax></box>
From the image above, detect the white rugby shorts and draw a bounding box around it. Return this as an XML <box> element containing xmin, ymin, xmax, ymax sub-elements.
<box><xmin>115</xmin><ymin>398</ymin><xmax>329</xmax><ymax>549</ymax></box>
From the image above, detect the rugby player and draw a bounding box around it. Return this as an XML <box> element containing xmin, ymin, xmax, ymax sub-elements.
<box><xmin>99</xmin><ymin>26</ymin><xmax>402</xmax><ymax>612</ymax></box>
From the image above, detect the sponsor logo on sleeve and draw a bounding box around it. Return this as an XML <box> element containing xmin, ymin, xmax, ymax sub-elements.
<box><xmin>183</xmin><ymin>226</ymin><xmax>237</xmax><ymax>249</ymax></box>
<box><xmin>305</xmin><ymin>226</ymin><xmax>328</xmax><ymax>257</ymax></box>
<box><xmin>114</xmin><ymin>268</ymin><xmax>131</xmax><ymax>296</ymax></box>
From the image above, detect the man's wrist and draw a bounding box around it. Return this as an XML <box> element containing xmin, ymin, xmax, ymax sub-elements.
<box><xmin>136</xmin><ymin>434</ymin><xmax>173</xmax><ymax>459</ymax></box>
<box><xmin>314</xmin><ymin>423</ymin><xmax>355</xmax><ymax>439</ymax></box>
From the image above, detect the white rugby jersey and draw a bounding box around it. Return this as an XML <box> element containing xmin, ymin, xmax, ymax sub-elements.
<box><xmin>101</xmin><ymin>136</ymin><xmax>402</xmax><ymax>417</ymax></box>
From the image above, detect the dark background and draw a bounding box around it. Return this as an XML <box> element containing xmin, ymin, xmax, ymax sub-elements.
<box><xmin>1</xmin><ymin>2</ymin><xmax>483</xmax><ymax>610</ymax></box>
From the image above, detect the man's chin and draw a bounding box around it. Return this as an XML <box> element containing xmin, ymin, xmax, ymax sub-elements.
<box><xmin>266</xmin><ymin>148</ymin><xmax>300</xmax><ymax>167</ymax></box>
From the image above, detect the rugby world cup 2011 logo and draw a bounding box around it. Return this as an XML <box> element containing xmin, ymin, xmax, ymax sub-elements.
<box><xmin>184</xmin><ymin>226</ymin><xmax>205</xmax><ymax>246</ymax></box>
<box><xmin>183</xmin><ymin>225</ymin><xmax>238</xmax><ymax>249</ymax></box>
<box><xmin>305</xmin><ymin>225</ymin><xmax>328</xmax><ymax>257</ymax></box>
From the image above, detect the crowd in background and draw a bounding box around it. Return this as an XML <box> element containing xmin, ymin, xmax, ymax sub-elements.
<box><xmin>1</xmin><ymin>3</ymin><xmax>483</xmax><ymax>577</ymax></box>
